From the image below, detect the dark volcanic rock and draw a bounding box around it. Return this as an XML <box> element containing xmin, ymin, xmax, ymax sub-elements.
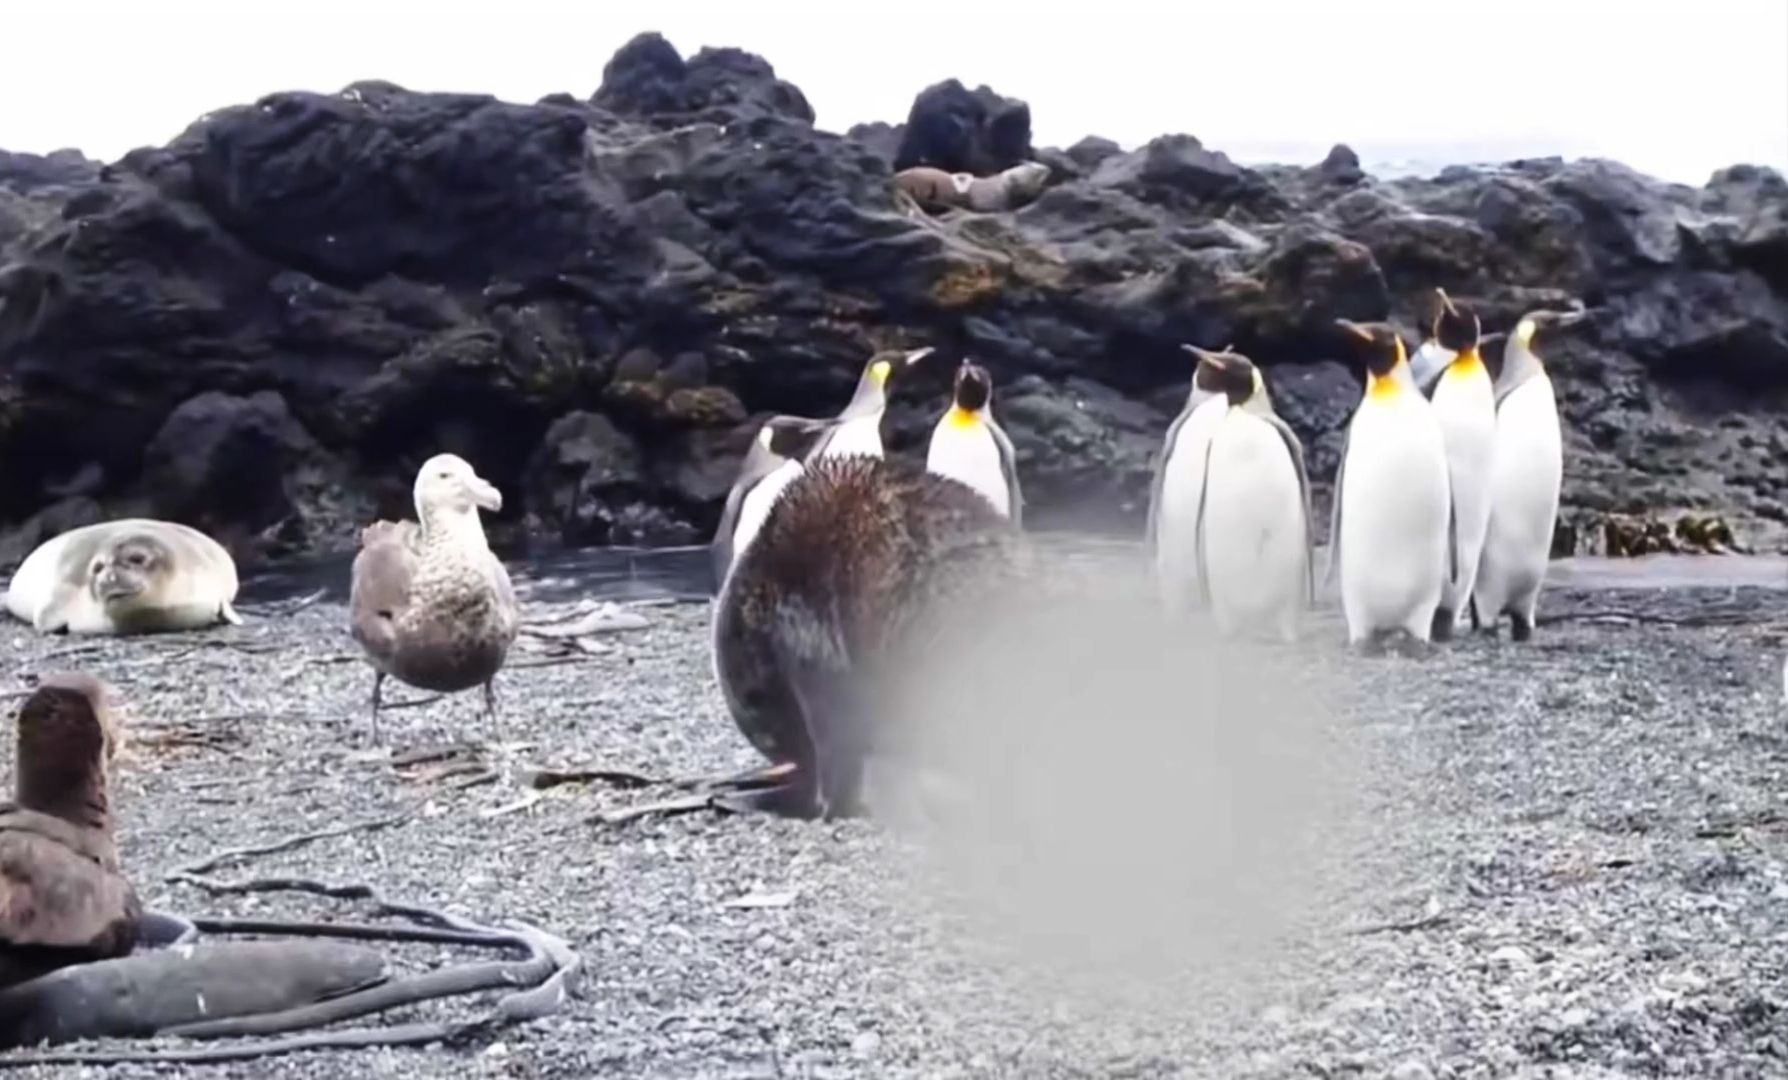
<box><xmin>893</xmin><ymin>79</ymin><xmax>1033</xmax><ymax>176</ymax></box>
<box><xmin>2</xmin><ymin>33</ymin><xmax>1787</xmax><ymax>564</ymax></box>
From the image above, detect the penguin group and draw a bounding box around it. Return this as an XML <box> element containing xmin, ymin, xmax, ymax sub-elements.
<box><xmin>1147</xmin><ymin>288</ymin><xmax>1572</xmax><ymax>653</ymax></box>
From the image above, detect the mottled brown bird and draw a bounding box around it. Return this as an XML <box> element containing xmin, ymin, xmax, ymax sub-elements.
<box><xmin>0</xmin><ymin>672</ymin><xmax>141</xmax><ymax>989</ymax></box>
<box><xmin>349</xmin><ymin>453</ymin><xmax>520</xmax><ymax>743</ymax></box>
<box><xmin>711</xmin><ymin>453</ymin><xmax>1024</xmax><ymax>819</ymax></box>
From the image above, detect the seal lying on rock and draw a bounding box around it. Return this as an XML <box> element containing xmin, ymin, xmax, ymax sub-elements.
<box><xmin>892</xmin><ymin>160</ymin><xmax>1051</xmax><ymax>214</ymax></box>
<box><xmin>348</xmin><ymin>453</ymin><xmax>520</xmax><ymax>741</ymax></box>
<box><xmin>0</xmin><ymin>673</ymin><xmax>141</xmax><ymax>990</ymax></box>
<box><xmin>710</xmin><ymin>453</ymin><xmax>1024</xmax><ymax>819</ymax></box>
<box><xmin>4</xmin><ymin>519</ymin><xmax>242</xmax><ymax>635</ymax></box>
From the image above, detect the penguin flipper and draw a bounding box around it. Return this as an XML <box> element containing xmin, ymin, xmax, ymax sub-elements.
<box><xmin>1446</xmin><ymin>499</ymin><xmax>1461</xmax><ymax>587</ymax></box>
<box><xmin>1263</xmin><ymin>413</ymin><xmax>1316</xmax><ymax>607</ymax></box>
<box><xmin>1193</xmin><ymin>431</ymin><xmax>1217</xmax><ymax>606</ymax></box>
<box><xmin>1146</xmin><ymin>415</ymin><xmax>1186</xmax><ymax>558</ymax></box>
<box><xmin>988</xmin><ymin>418</ymin><xmax>1025</xmax><ymax>528</ymax></box>
<box><xmin>1324</xmin><ymin>426</ymin><xmax>1352</xmax><ymax>593</ymax></box>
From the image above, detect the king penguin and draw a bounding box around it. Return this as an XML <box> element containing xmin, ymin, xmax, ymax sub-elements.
<box><xmin>1329</xmin><ymin>319</ymin><xmax>1456</xmax><ymax>650</ymax></box>
<box><xmin>806</xmin><ymin>347</ymin><xmax>934</xmax><ymax>462</ymax></box>
<box><xmin>1426</xmin><ymin>288</ymin><xmax>1497</xmax><ymax>641</ymax></box>
<box><xmin>1471</xmin><ymin>307</ymin><xmax>1579</xmax><ymax>642</ymax></box>
<box><xmin>710</xmin><ymin>414</ymin><xmax>833</xmax><ymax>589</ymax></box>
<box><xmin>1147</xmin><ymin>344</ymin><xmax>1273</xmax><ymax>613</ymax></box>
<box><xmin>925</xmin><ymin>359</ymin><xmax>1023</xmax><ymax>524</ymax></box>
<box><xmin>1407</xmin><ymin>288</ymin><xmax>1458</xmax><ymax>397</ymax></box>
<box><xmin>1192</xmin><ymin>349</ymin><xmax>1314</xmax><ymax>641</ymax></box>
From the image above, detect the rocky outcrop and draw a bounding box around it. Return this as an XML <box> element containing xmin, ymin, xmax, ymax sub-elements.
<box><xmin>2</xmin><ymin>30</ymin><xmax>1786</xmax><ymax>567</ymax></box>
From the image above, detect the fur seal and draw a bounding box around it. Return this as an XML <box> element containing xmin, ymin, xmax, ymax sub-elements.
<box><xmin>806</xmin><ymin>347</ymin><xmax>934</xmax><ymax>462</ymax></box>
<box><xmin>710</xmin><ymin>453</ymin><xmax>1023</xmax><ymax>819</ymax></box>
<box><xmin>892</xmin><ymin>160</ymin><xmax>1051</xmax><ymax>214</ymax></box>
<box><xmin>348</xmin><ymin>453</ymin><xmax>520</xmax><ymax>741</ymax></box>
<box><xmin>5</xmin><ymin>519</ymin><xmax>242</xmax><ymax>636</ymax></box>
<box><xmin>1</xmin><ymin>672</ymin><xmax>141</xmax><ymax>990</ymax></box>
<box><xmin>924</xmin><ymin>360</ymin><xmax>1024</xmax><ymax>523</ymax></box>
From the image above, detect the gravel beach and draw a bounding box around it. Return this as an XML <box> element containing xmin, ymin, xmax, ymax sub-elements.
<box><xmin>2</xmin><ymin>543</ymin><xmax>1785</xmax><ymax>1079</ymax></box>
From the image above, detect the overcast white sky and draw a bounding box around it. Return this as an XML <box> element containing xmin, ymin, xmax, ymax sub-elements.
<box><xmin>3</xmin><ymin>0</ymin><xmax>1784</xmax><ymax>184</ymax></box>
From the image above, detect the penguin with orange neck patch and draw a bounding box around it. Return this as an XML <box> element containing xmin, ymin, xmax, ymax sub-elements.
<box><xmin>1328</xmin><ymin>319</ymin><xmax>1455</xmax><ymax>652</ymax></box>
<box><xmin>1426</xmin><ymin>288</ymin><xmax>1497</xmax><ymax>641</ymax></box>
<box><xmin>925</xmin><ymin>360</ymin><xmax>1023</xmax><ymax>523</ymax></box>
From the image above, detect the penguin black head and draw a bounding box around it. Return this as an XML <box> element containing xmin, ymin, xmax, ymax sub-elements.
<box><xmin>1183</xmin><ymin>345</ymin><xmax>1260</xmax><ymax>407</ymax></box>
<box><xmin>952</xmin><ymin>361</ymin><xmax>993</xmax><ymax>413</ymax></box>
<box><xmin>1335</xmin><ymin>319</ymin><xmax>1410</xmax><ymax>394</ymax></box>
<box><xmin>760</xmin><ymin>414</ymin><xmax>833</xmax><ymax>460</ymax></box>
<box><xmin>1180</xmin><ymin>342</ymin><xmax>1238</xmax><ymax>397</ymax></box>
<box><xmin>1511</xmin><ymin>304</ymin><xmax>1589</xmax><ymax>353</ymax></box>
<box><xmin>1432</xmin><ymin>288</ymin><xmax>1481</xmax><ymax>354</ymax></box>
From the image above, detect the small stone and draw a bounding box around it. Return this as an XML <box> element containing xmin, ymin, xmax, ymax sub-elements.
<box><xmin>851</xmin><ymin>1031</ymin><xmax>882</xmax><ymax>1057</ymax></box>
<box><xmin>1390</xmin><ymin>1061</ymin><xmax>1435</xmax><ymax>1080</ymax></box>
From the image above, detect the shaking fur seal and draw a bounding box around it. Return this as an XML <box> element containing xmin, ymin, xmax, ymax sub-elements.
<box><xmin>925</xmin><ymin>360</ymin><xmax>1023</xmax><ymax>523</ymax></box>
<box><xmin>806</xmin><ymin>347</ymin><xmax>934</xmax><ymax>462</ymax></box>
<box><xmin>348</xmin><ymin>453</ymin><xmax>520</xmax><ymax>740</ymax></box>
<box><xmin>892</xmin><ymin>161</ymin><xmax>1051</xmax><ymax>214</ymax></box>
<box><xmin>5</xmin><ymin>520</ymin><xmax>242</xmax><ymax>635</ymax></box>
<box><xmin>710</xmin><ymin>454</ymin><xmax>1023</xmax><ymax>819</ymax></box>
<box><xmin>0</xmin><ymin>673</ymin><xmax>140</xmax><ymax>990</ymax></box>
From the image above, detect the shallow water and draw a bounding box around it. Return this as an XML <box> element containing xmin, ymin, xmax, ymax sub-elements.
<box><xmin>236</xmin><ymin>534</ymin><xmax>1788</xmax><ymax>609</ymax></box>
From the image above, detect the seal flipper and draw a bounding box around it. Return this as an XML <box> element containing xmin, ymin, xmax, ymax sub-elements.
<box><xmin>31</xmin><ymin>583</ymin><xmax>82</xmax><ymax>634</ymax></box>
<box><xmin>218</xmin><ymin>600</ymin><xmax>244</xmax><ymax>627</ymax></box>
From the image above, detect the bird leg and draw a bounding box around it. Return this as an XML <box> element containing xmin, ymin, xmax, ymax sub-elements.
<box><xmin>368</xmin><ymin>672</ymin><xmax>384</xmax><ymax>745</ymax></box>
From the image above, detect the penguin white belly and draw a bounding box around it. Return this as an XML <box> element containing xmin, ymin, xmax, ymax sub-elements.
<box><xmin>1338</xmin><ymin>394</ymin><xmax>1450</xmax><ymax>643</ymax></box>
<box><xmin>728</xmin><ymin>460</ymin><xmax>804</xmax><ymax>581</ymax></box>
<box><xmin>926</xmin><ymin>419</ymin><xmax>1009</xmax><ymax>517</ymax></box>
<box><xmin>817</xmin><ymin>415</ymin><xmax>883</xmax><ymax>460</ymax></box>
<box><xmin>1473</xmin><ymin>376</ymin><xmax>1562</xmax><ymax>625</ymax></box>
<box><xmin>1202</xmin><ymin>411</ymin><xmax>1308</xmax><ymax>640</ymax></box>
<box><xmin>1431</xmin><ymin>367</ymin><xmax>1497</xmax><ymax>623</ymax></box>
<box><xmin>1153</xmin><ymin>397</ymin><xmax>1226</xmax><ymax>607</ymax></box>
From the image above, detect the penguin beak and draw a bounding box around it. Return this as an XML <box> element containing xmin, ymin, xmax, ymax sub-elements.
<box><xmin>902</xmin><ymin>346</ymin><xmax>936</xmax><ymax>368</ymax></box>
<box><xmin>1334</xmin><ymin>318</ymin><xmax>1374</xmax><ymax>343</ymax></box>
<box><xmin>1435</xmin><ymin>287</ymin><xmax>1459</xmax><ymax>319</ymax></box>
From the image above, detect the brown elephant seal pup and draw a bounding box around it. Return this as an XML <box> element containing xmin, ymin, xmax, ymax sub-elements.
<box><xmin>349</xmin><ymin>453</ymin><xmax>520</xmax><ymax>743</ymax></box>
<box><xmin>710</xmin><ymin>453</ymin><xmax>1024</xmax><ymax>819</ymax></box>
<box><xmin>4</xmin><ymin>520</ymin><xmax>242</xmax><ymax>635</ymax></box>
<box><xmin>893</xmin><ymin>160</ymin><xmax>1052</xmax><ymax>213</ymax></box>
<box><xmin>1</xmin><ymin>672</ymin><xmax>141</xmax><ymax>989</ymax></box>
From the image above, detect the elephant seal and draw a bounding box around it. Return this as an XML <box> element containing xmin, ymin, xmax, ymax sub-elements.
<box><xmin>4</xmin><ymin>519</ymin><xmax>242</xmax><ymax>636</ymax></box>
<box><xmin>1</xmin><ymin>673</ymin><xmax>141</xmax><ymax>990</ymax></box>
<box><xmin>892</xmin><ymin>160</ymin><xmax>1051</xmax><ymax>213</ymax></box>
<box><xmin>349</xmin><ymin>453</ymin><xmax>520</xmax><ymax>742</ymax></box>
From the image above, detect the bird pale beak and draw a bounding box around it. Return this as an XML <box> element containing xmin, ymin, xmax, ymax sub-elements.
<box><xmin>468</xmin><ymin>477</ymin><xmax>503</xmax><ymax>512</ymax></box>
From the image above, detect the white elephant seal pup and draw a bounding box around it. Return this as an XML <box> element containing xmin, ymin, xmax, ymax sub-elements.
<box><xmin>348</xmin><ymin>453</ymin><xmax>519</xmax><ymax>743</ymax></box>
<box><xmin>4</xmin><ymin>520</ymin><xmax>242</xmax><ymax>636</ymax></box>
